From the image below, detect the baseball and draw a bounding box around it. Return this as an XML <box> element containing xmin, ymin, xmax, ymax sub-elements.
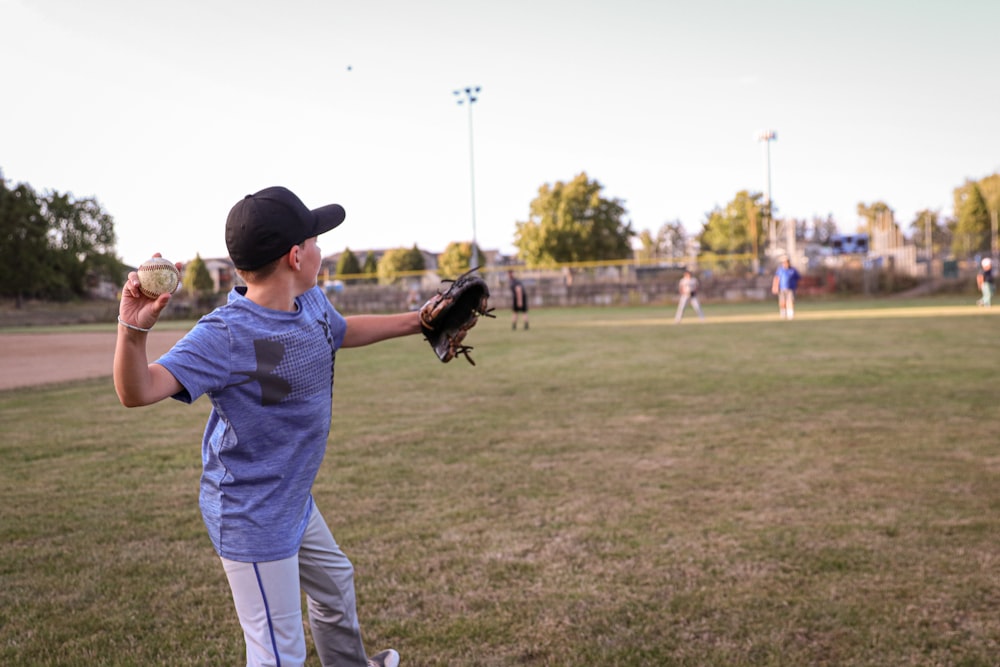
<box><xmin>137</xmin><ymin>257</ymin><xmax>181</xmax><ymax>299</ymax></box>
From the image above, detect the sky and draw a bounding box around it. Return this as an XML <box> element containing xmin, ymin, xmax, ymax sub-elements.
<box><xmin>2</xmin><ymin>0</ymin><xmax>999</xmax><ymax>268</ymax></box>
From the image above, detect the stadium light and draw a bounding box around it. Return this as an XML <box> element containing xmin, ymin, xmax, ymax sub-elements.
<box><xmin>757</xmin><ymin>130</ymin><xmax>780</xmax><ymax>256</ymax></box>
<box><xmin>454</xmin><ymin>86</ymin><xmax>481</xmax><ymax>269</ymax></box>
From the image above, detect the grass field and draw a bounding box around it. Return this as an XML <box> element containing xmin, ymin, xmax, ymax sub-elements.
<box><xmin>2</xmin><ymin>299</ymin><xmax>999</xmax><ymax>666</ymax></box>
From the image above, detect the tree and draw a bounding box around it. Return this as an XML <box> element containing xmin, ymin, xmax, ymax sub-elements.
<box><xmin>336</xmin><ymin>248</ymin><xmax>362</xmax><ymax>283</ymax></box>
<box><xmin>0</xmin><ymin>178</ymin><xmax>48</xmax><ymax>306</ymax></box>
<box><xmin>792</xmin><ymin>218</ymin><xmax>810</xmax><ymax>242</ymax></box>
<box><xmin>182</xmin><ymin>254</ymin><xmax>214</xmax><ymax>293</ymax></box>
<box><xmin>952</xmin><ymin>173</ymin><xmax>999</xmax><ymax>258</ymax></box>
<box><xmin>437</xmin><ymin>241</ymin><xmax>482</xmax><ymax>277</ymax></box>
<box><xmin>636</xmin><ymin>229</ymin><xmax>657</xmax><ymax>262</ymax></box>
<box><xmin>41</xmin><ymin>191</ymin><xmax>121</xmax><ymax>300</ymax></box>
<box><xmin>977</xmin><ymin>173</ymin><xmax>1000</xmax><ymax>217</ymax></box>
<box><xmin>0</xmin><ymin>174</ymin><xmax>124</xmax><ymax>303</ymax></box>
<box><xmin>660</xmin><ymin>221</ymin><xmax>689</xmax><ymax>260</ymax></box>
<box><xmin>698</xmin><ymin>190</ymin><xmax>765</xmax><ymax>255</ymax></box>
<box><xmin>183</xmin><ymin>254</ymin><xmax>215</xmax><ymax>308</ymax></box>
<box><xmin>856</xmin><ymin>201</ymin><xmax>896</xmax><ymax>235</ymax></box>
<box><xmin>362</xmin><ymin>251</ymin><xmax>378</xmax><ymax>284</ymax></box>
<box><xmin>951</xmin><ymin>181</ymin><xmax>990</xmax><ymax>257</ymax></box>
<box><xmin>377</xmin><ymin>245</ymin><xmax>425</xmax><ymax>284</ymax></box>
<box><xmin>977</xmin><ymin>173</ymin><xmax>1000</xmax><ymax>257</ymax></box>
<box><xmin>513</xmin><ymin>172</ymin><xmax>634</xmax><ymax>267</ymax></box>
<box><xmin>909</xmin><ymin>209</ymin><xmax>949</xmax><ymax>259</ymax></box>
<box><xmin>637</xmin><ymin>221</ymin><xmax>688</xmax><ymax>262</ymax></box>
<box><xmin>810</xmin><ymin>215</ymin><xmax>838</xmax><ymax>245</ymax></box>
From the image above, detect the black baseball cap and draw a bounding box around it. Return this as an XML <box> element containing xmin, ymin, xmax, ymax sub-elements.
<box><xmin>225</xmin><ymin>186</ymin><xmax>346</xmax><ymax>271</ymax></box>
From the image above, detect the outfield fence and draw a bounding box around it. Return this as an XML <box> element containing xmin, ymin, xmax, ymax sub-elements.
<box><xmin>321</xmin><ymin>259</ymin><xmax>829</xmax><ymax>314</ymax></box>
<box><xmin>155</xmin><ymin>254</ymin><xmax>977</xmax><ymax>318</ymax></box>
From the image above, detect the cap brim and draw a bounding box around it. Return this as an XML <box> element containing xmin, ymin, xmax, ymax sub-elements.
<box><xmin>313</xmin><ymin>203</ymin><xmax>346</xmax><ymax>236</ymax></box>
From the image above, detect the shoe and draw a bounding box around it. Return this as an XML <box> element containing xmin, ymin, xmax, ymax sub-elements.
<box><xmin>368</xmin><ymin>649</ymin><xmax>400</xmax><ymax>667</ymax></box>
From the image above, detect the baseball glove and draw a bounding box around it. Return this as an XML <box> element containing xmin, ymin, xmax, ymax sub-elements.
<box><xmin>420</xmin><ymin>268</ymin><xmax>495</xmax><ymax>365</ymax></box>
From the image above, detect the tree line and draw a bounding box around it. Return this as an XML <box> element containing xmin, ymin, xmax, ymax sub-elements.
<box><xmin>659</xmin><ymin>173</ymin><xmax>1000</xmax><ymax>268</ymax></box>
<box><xmin>4</xmin><ymin>166</ymin><xmax>998</xmax><ymax>303</ymax></box>
<box><xmin>336</xmin><ymin>171</ymin><xmax>635</xmax><ymax>281</ymax></box>
<box><xmin>0</xmin><ymin>172</ymin><xmax>125</xmax><ymax>305</ymax></box>
<box><xmin>517</xmin><ymin>171</ymin><xmax>1000</xmax><ymax>269</ymax></box>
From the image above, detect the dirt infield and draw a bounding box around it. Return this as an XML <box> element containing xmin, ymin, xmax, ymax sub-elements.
<box><xmin>0</xmin><ymin>330</ymin><xmax>186</xmax><ymax>391</ymax></box>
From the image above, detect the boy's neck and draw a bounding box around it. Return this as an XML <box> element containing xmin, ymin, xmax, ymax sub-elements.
<box><xmin>242</xmin><ymin>276</ymin><xmax>311</xmax><ymax>312</ymax></box>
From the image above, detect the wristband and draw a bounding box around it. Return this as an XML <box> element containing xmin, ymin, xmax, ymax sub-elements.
<box><xmin>118</xmin><ymin>316</ymin><xmax>152</xmax><ymax>333</ymax></box>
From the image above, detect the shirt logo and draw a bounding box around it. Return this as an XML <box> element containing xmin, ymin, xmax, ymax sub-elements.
<box><xmin>233</xmin><ymin>339</ymin><xmax>292</xmax><ymax>406</ymax></box>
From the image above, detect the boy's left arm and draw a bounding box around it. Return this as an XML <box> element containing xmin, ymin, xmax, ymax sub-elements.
<box><xmin>342</xmin><ymin>312</ymin><xmax>423</xmax><ymax>348</ymax></box>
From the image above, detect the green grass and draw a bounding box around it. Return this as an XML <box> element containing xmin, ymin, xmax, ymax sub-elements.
<box><xmin>2</xmin><ymin>299</ymin><xmax>999</xmax><ymax>666</ymax></box>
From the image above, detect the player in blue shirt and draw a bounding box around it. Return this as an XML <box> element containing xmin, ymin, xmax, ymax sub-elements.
<box><xmin>771</xmin><ymin>256</ymin><xmax>801</xmax><ymax>320</ymax></box>
<box><xmin>114</xmin><ymin>187</ymin><xmax>412</xmax><ymax>667</ymax></box>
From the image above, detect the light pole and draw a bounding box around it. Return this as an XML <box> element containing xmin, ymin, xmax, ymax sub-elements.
<box><xmin>757</xmin><ymin>130</ymin><xmax>780</xmax><ymax>257</ymax></box>
<box><xmin>454</xmin><ymin>86</ymin><xmax>481</xmax><ymax>269</ymax></box>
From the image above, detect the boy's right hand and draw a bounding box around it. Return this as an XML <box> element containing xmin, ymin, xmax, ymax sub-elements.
<box><xmin>118</xmin><ymin>254</ymin><xmax>179</xmax><ymax>331</ymax></box>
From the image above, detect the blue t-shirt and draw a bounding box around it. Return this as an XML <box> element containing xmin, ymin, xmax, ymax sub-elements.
<box><xmin>157</xmin><ymin>285</ymin><xmax>347</xmax><ymax>562</ymax></box>
<box><xmin>775</xmin><ymin>265</ymin><xmax>800</xmax><ymax>291</ymax></box>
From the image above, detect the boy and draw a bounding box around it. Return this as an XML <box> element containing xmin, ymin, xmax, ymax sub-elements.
<box><xmin>114</xmin><ymin>186</ymin><xmax>419</xmax><ymax>667</ymax></box>
<box><xmin>977</xmin><ymin>257</ymin><xmax>994</xmax><ymax>307</ymax></box>
<box><xmin>673</xmin><ymin>269</ymin><xmax>704</xmax><ymax>323</ymax></box>
<box><xmin>771</xmin><ymin>256</ymin><xmax>801</xmax><ymax>320</ymax></box>
<box><xmin>507</xmin><ymin>270</ymin><xmax>528</xmax><ymax>330</ymax></box>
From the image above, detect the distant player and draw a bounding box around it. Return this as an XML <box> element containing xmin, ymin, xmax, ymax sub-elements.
<box><xmin>674</xmin><ymin>269</ymin><xmax>705</xmax><ymax>323</ymax></box>
<box><xmin>977</xmin><ymin>257</ymin><xmax>994</xmax><ymax>307</ymax></box>
<box><xmin>508</xmin><ymin>270</ymin><xmax>529</xmax><ymax>330</ymax></box>
<box><xmin>771</xmin><ymin>256</ymin><xmax>801</xmax><ymax>320</ymax></box>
